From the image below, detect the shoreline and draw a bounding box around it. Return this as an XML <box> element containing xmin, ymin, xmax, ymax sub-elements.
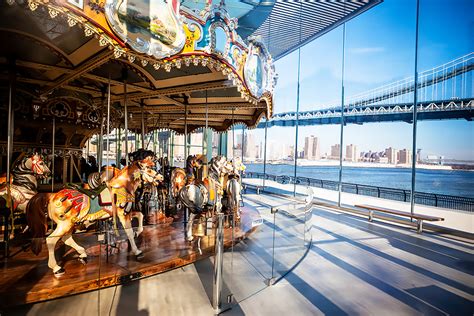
<box><xmin>244</xmin><ymin>160</ymin><xmax>470</xmax><ymax>171</ymax></box>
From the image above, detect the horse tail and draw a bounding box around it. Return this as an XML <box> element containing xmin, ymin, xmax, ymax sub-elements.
<box><xmin>26</xmin><ymin>193</ymin><xmax>51</xmax><ymax>255</ymax></box>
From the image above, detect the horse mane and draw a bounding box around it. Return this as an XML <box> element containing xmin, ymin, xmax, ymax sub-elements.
<box><xmin>209</xmin><ymin>156</ymin><xmax>224</xmax><ymax>178</ymax></box>
<box><xmin>12</xmin><ymin>153</ymin><xmax>37</xmax><ymax>191</ymax></box>
<box><xmin>129</xmin><ymin>149</ymin><xmax>155</xmax><ymax>162</ymax></box>
<box><xmin>11</xmin><ymin>152</ymin><xmax>27</xmax><ymax>171</ymax></box>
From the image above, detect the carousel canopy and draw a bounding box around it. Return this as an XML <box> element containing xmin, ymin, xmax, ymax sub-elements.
<box><xmin>1</xmin><ymin>0</ymin><xmax>275</xmax><ymax>148</ymax></box>
<box><xmin>0</xmin><ymin>0</ymin><xmax>378</xmax><ymax>152</ymax></box>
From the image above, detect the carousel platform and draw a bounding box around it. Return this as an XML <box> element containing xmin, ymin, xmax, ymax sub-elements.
<box><xmin>0</xmin><ymin>206</ymin><xmax>261</xmax><ymax>308</ymax></box>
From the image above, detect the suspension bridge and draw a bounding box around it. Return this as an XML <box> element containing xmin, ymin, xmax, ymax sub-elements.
<box><xmin>258</xmin><ymin>53</ymin><xmax>473</xmax><ymax>128</ymax></box>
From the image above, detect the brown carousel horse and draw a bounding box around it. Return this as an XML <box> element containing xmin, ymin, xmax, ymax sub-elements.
<box><xmin>26</xmin><ymin>151</ymin><xmax>162</xmax><ymax>276</ymax></box>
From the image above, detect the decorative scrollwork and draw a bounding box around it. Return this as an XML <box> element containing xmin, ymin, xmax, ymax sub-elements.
<box><xmin>49</xmin><ymin>102</ymin><xmax>71</xmax><ymax>118</ymax></box>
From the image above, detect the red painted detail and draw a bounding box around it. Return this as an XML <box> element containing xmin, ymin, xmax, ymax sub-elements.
<box><xmin>60</xmin><ymin>189</ymin><xmax>85</xmax><ymax>213</ymax></box>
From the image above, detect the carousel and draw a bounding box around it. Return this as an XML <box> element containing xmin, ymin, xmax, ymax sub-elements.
<box><xmin>0</xmin><ymin>0</ymin><xmax>275</xmax><ymax>308</ymax></box>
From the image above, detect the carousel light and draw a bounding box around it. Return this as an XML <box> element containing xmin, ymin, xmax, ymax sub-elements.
<box><xmin>192</xmin><ymin>58</ymin><xmax>199</xmax><ymax>66</ymax></box>
<box><xmin>201</xmin><ymin>58</ymin><xmax>208</xmax><ymax>67</ymax></box>
<box><xmin>141</xmin><ymin>59</ymin><xmax>148</xmax><ymax>67</ymax></box>
<box><xmin>164</xmin><ymin>63</ymin><xmax>172</xmax><ymax>72</ymax></box>
<box><xmin>175</xmin><ymin>60</ymin><xmax>182</xmax><ymax>69</ymax></box>
<box><xmin>48</xmin><ymin>8</ymin><xmax>59</xmax><ymax>18</ymax></box>
<box><xmin>128</xmin><ymin>55</ymin><xmax>136</xmax><ymax>63</ymax></box>
<box><xmin>6</xmin><ymin>0</ymin><xmax>14</xmax><ymax>5</ymax></box>
<box><xmin>28</xmin><ymin>0</ymin><xmax>38</xmax><ymax>11</ymax></box>
<box><xmin>153</xmin><ymin>62</ymin><xmax>161</xmax><ymax>70</ymax></box>
<box><xmin>184</xmin><ymin>58</ymin><xmax>191</xmax><ymax>67</ymax></box>
<box><xmin>215</xmin><ymin>64</ymin><xmax>221</xmax><ymax>71</ymax></box>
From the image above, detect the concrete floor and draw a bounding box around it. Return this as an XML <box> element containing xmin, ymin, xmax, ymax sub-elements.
<box><xmin>4</xmin><ymin>193</ymin><xmax>473</xmax><ymax>316</ymax></box>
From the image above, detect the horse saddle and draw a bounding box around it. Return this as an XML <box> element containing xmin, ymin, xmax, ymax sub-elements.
<box><xmin>65</xmin><ymin>183</ymin><xmax>112</xmax><ymax>206</ymax></box>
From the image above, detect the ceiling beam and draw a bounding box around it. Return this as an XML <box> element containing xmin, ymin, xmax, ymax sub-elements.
<box><xmin>141</xmin><ymin>102</ymin><xmax>265</xmax><ymax>112</ymax></box>
<box><xmin>116</xmin><ymin>80</ymin><xmax>234</xmax><ymax>103</ymax></box>
<box><xmin>40</xmin><ymin>49</ymin><xmax>113</xmax><ymax>97</ymax></box>
<box><xmin>152</xmin><ymin>113</ymin><xmax>252</xmax><ymax>120</ymax></box>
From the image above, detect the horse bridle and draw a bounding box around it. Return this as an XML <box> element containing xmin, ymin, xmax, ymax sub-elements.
<box><xmin>31</xmin><ymin>156</ymin><xmax>44</xmax><ymax>175</ymax></box>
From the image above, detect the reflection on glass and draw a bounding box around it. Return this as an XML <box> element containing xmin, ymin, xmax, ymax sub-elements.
<box><xmin>414</xmin><ymin>0</ymin><xmax>473</xmax><ymax>233</ymax></box>
<box><xmin>340</xmin><ymin>0</ymin><xmax>416</xmax><ymax>208</ymax></box>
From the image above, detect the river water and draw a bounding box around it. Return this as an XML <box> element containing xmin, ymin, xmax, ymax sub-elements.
<box><xmin>245</xmin><ymin>163</ymin><xmax>474</xmax><ymax>198</ymax></box>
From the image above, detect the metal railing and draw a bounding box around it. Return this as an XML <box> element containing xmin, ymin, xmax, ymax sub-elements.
<box><xmin>243</xmin><ymin>172</ymin><xmax>474</xmax><ymax>212</ymax></box>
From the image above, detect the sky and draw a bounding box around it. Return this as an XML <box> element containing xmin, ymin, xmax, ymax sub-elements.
<box><xmin>255</xmin><ymin>0</ymin><xmax>474</xmax><ymax>160</ymax></box>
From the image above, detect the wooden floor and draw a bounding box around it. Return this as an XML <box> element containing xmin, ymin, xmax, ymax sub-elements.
<box><xmin>0</xmin><ymin>207</ymin><xmax>260</xmax><ymax>308</ymax></box>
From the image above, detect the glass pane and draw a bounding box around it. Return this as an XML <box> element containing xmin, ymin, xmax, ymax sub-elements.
<box><xmin>341</xmin><ymin>0</ymin><xmax>417</xmax><ymax>210</ymax></box>
<box><xmin>97</xmin><ymin>209</ymin><xmax>217</xmax><ymax>313</ymax></box>
<box><xmin>173</xmin><ymin>134</ymin><xmax>185</xmax><ymax>167</ymax></box>
<box><xmin>228</xmin><ymin>192</ymin><xmax>275</xmax><ymax>295</ymax></box>
<box><xmin>0</xmin><ymin>213</ymin><xmax>101</xmax><ymax>313</ymax></box>
<box><xmin>414</xmin><ymin>0</ymin><xmax>473</xmax><ymax>233</ymax></box>
<box><xmin>272</xmin><ymin>192</ymin><xmax>310</xmax><ymax>282</ymax></box>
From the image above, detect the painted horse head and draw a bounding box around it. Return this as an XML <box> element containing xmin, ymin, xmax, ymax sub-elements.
<box><xmin>18</xmin><ymin>152</ymin><xmax>51</xmax><ymax>178</ymax></box>
<box><xmin>136</xmin><ymin>160</ymin><xmax>163</xmax><ymax>185</ymax></box>
<box><xmin>209</xmin><ymin>155</ymin><xmax>233</xmax><ymax>179</ymax></box>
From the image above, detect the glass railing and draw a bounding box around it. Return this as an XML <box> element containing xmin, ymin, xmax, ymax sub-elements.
<box><xmin>219</xmin><ymin>188</ymin><xmax>313</xmax><ymax>312</ymax></box>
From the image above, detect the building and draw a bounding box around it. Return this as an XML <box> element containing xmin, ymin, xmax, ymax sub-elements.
<box><xmin>345</xmin><ymin>144</ymin><xmax>358</xmax><ymax>162</ymax></box>
<box><xmin>385</xmin><ymin>147</ymin><xmax>397</xmax><ymax>164</ymax></box>
<box><xmin>244</xmin><ymin>133</ymin><xmax>257</xmax><ymax>159</ymax></box>
<box><xmin>331</xmin><ymin>144</ymin><xmax>340</xmax><ymax>159</ymax></box>
<box><xmin>304</xmin><ymin>135</ymin><xmax>320</xmax><ymax>160</ymax></box>
<box><xmin>398</xmin><ymin>149</ymin><xmax>412</xmax><ymax>164</ymax></box>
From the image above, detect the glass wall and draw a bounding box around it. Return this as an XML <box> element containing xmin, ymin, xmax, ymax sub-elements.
<box><xmin>340</xmin><ymin>0</ymin><xmax>417</xmax><ymax>207</ymax></box>
<box><xmin>296</xmin><ymin>27</ymin><xmax>344</xmax><ymax>191</ymax></box>
<box><xmin>414</xmin><ymin>0</ymin><xmax>473</xmax><ymax>232</ymax></box>
<box><xmin>241</xmin><ymin>0</ymin><xmax>473</xmax><ymax>234</ymax></box>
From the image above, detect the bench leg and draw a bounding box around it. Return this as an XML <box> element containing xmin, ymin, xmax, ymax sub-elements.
<box><xmin>368</xmin><ymin>210</ymin><xmax>374</xmax><ymax>222</ymax></box>
<box><xmin>417</xmin><ymin>220</ymin><xmax>423</xmax><ymax>234</ymax></box>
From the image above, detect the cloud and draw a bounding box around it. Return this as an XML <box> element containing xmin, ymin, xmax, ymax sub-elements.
<box><xmin>349</xmin><ymin>47</ymin><xmax>386</xmax><ymax>54</ymax></box>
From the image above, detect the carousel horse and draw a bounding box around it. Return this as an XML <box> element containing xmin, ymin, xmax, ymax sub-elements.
<box><xmin>0</xmin><ymin>152</ymin><xmax>50</xmax><ymax>214</ymax></box>
<box><xmin>26</xmin><ymin>151</ymin><xmax>162</xmax><ymax>276</ymax></box>
<box><xmin>169</xmin><ymin>167</ymin><xmax>186</xmax><ymax>213</ymax></box>
<box><xmin>224</xmin><ymin>158</ymin><xmax>246</xmax><ymax>220</ymax></box>
<box><xmin>179</xmin><ymin>155</ymin><xmax>234</xmax><ymax>242</ymax></box>
<box><xmin>169</xmin><ymin>154</ymin><xmax>206</xmax><ymax>212</ymax></box>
